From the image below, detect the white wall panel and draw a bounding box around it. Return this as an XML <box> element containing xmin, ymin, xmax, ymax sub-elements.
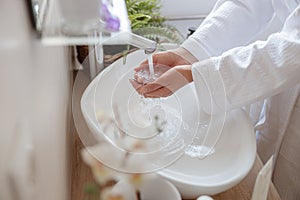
<box><xmin>160</xmin><ymin>0</ymin><xmax>217</xmax><ymax>38</ymax></box>
<box><xmin>161</xmin><ymin>0</ymin><xmax>217</xmax><ymax>17</ymax></box>
<box><xmin>0</xmin><ymin>1</ymin><xmax>71</xmax><ymax>200</ymax></box>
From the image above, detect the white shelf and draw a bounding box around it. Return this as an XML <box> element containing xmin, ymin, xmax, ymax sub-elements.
<box><xmin>33</xmin><ymin>0</ymin><xmax>131</xmax><ymax>46</ymax></box>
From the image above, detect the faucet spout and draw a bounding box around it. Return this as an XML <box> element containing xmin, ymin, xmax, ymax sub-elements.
<box><xmin>103</xmin><ymin>31</ymin><xmax>157</xmax><ymax>54</ymax></box>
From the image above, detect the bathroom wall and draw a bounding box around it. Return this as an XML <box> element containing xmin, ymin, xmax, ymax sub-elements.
<box><xmin>0</xmin><ymin>1</ymin><xmax>71</xmax><ymax>200</ymax></box>
<box><xmin>160</xmin><ymin>0</ymin><xmax>281</xmax><ymax>40</ymax></box>
<box><xmin>161</xmin><ymin>0</ymin><xmax>217</xmax><ymax>37</ymax></box>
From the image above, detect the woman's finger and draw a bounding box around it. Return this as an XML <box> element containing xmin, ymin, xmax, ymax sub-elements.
<box><xmin>144</xmin><ymin>87</ymin><xmax>173</xmax><ymax>98</ymax></box>
<box><xmin>140</xmin><ymin>82</ymin><xmax>164</xmax><ymax>94</ymax></box>
<box><xmin>134</xmin><ymin>61</ymin><xmax>149</xmax><ymax>72</ymax></box>
<box><xmin>134</xmin><ymin>72</ymin><xmax>148</xmax><ymax>84</ymax></box>
<box><xmin>142</xmin><ymin>65</ymin><xmax>192</xmax><ymax>96</ymax></box>
<box><xmin>129</xmin><ymin>79</ymin><xmax>144</xmax><ymax>94</ymax></box>
<box><xmin>134</xmin><ymin>52</ymin><xmax>170</xmax><ymax>71</ymax></box>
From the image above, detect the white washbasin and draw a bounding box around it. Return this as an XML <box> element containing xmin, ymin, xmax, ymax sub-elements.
<box><xmin>158</xmin><ymin>108</ymin><xmax>256</xmax><ymax>198</ymax></box>
<box><xmin>80</xmin><ymin>49</ymin><xmax>256</xmax><ymax>199</ymax></box>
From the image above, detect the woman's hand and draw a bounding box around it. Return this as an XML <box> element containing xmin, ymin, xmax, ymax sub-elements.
<box><xmin>130</xmin><ymin>47</ymin><xmax>196</xmax><ymax>98</ymax></box>
<box><xmin>130</xmin><ymin>65</ymin><xmax>193</xmax><ymax>98</ymax></box>
<box><xmin>134</xmin><ymin>50</ymin><xmax>193</xmax><ymax>73</ymax></box>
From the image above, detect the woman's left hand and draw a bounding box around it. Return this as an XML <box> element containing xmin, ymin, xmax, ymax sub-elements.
<box><xmin>130</xmin><ymin>65</ymin><xmax>193</xmax><ymax>98</ymax></box>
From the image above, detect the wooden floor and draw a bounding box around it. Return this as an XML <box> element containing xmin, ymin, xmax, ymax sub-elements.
<box><xmin>71</xmin><ymin>132</ymin><xmax>95</xmax><ymax>200</ymax></box>
<box><xmin>71</xmin><ymin>67</ymin><xmax>96</xmax><ymax>200</ymax></box>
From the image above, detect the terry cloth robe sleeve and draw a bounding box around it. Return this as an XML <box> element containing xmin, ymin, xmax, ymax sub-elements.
<box><xmin>192</xmin><ymin>5</ymin><xmax>300</xmax><ymax>114</ymax></box>
<box><xmin>181</xmin><ymin>0</ymin><xmax>274</xmax><ymax>60</ymax></box>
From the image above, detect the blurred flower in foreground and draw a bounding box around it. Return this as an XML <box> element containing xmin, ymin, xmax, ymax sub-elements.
<box><xmin>81</xmin><ymin>109</ymin><xmax>164</xmax><ymax>199</ymax></box>
<box><xmin>101</xmin><ymin>180</ymin><xmax>138</xmax><ymax>200</ymax></box>
<box><xmin>81</xmin><ymin>142</ymin><xmax>159</xmax><ymax>200</ymax></box>
<box><xmin>81</xmin><ymin>147</ymin><xmax>118</xmax><ymax>185</ymax></box>
<box><xmin>81</xmin><ymin>144</ymin><xmax>151</xmax><ymax>200</ymax></box>
<box><xmin>127</xmin><ymin>172</ymin><xmax>157</xmax><ymax>191</ymax></box>
<box><xmin>100</xmin><ymin>0</ymin><xmax>120</xmax><ymax>31</ymax></box>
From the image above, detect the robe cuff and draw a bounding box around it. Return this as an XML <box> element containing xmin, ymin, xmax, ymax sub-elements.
<box><xmin>192</xmin><ymin>58</ymin><xmax>229</xmax><ymax>115</ymax></box>
<box><xmin>181</xmin><ymin>37</ymin><xmax>211</xmax><ymax>62</ymax></box>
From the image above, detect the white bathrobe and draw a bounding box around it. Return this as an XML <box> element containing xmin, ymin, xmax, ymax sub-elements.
<box><xmin>181</xmin><ymin>0</ymin><xmax>300</xmax><ymax>199</ymax></box>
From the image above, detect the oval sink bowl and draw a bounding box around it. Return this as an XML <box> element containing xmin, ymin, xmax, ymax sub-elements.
<box><xmin>158</xmin><ymin>108</ymin><xmax>256</xmax><ymax>198</ymax></box>
<box><xmin>80</xmin><ymin>49</ymin><xmax>256</xmax><ymax>199</ymax></box>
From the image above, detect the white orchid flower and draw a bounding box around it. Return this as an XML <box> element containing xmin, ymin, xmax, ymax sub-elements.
<box><xmin>101</xmin><ymin>180</ymin><xmax>138</xmax><ymax>200</ymax></box>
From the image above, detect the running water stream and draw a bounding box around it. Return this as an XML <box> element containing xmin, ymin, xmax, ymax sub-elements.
<box><xmin>148</xmin><ymin>53</ymin><xmax>154</xmax><ymax>78</ymax></box>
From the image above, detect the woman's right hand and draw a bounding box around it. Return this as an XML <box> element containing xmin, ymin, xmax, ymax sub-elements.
<box><xmin>133</xmin><ymin>49</ymin><xmax>194</xmax><ymax>85</ymax></box>
<box><xmin>130</xmin><ymin>64</ymin><xmax>193</xmax><ymax>98</ymax></box>
<box><xmin>130</xmin><ymin>47</ymin><xmax>197</xmax><ymax>96</ymax></box>
<box><xmin>134</xmin><ymin>50</ymin><xmax>192</xmax><ymax>73</ymax></box>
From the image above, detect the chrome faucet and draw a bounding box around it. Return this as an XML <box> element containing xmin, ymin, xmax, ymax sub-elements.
<box><xmin>104</xmin><ymin>31</ymin><xmax>157</xmax><ymax>54</ymax></box>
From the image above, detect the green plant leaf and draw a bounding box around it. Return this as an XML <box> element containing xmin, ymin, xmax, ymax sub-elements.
<box><xmin>129</xmin><ymin>14</ymin><xmax>152</xmax><ymax>29</ymax></box>
<box><xmin>125</xmin><ymin>0</ymin><xmax>165</xmax><ymax>28</ymax></box>
<box><xmin>84</xmin><ymin>183</ymin><xmax>99</xmax><ymax>195</ymax></box>
<box><xmin>133</xmin><ymin>26</ymin><xmax>185</xmax><ymax>44</ymax></box>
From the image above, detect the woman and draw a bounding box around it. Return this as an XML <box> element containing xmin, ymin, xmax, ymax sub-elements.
<box><xmin>131</xmin><ymin>0</ymin><xmax>300</xmax><ymax>199</ymax></box>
